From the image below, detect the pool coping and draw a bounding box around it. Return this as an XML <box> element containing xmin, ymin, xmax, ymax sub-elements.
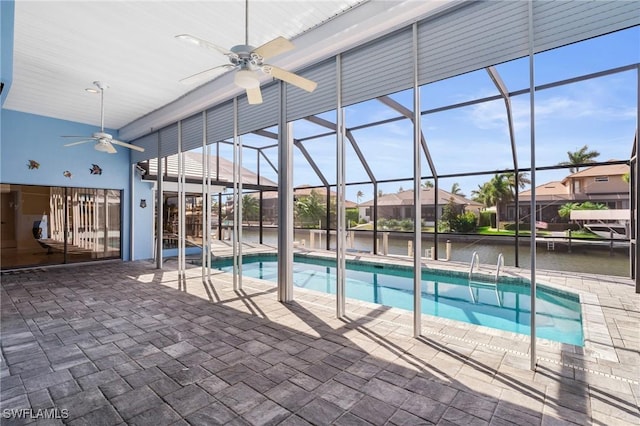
<box><xmin>205</xmin><ymin>247</ymin><xmax>627</xmax><ymax>375</ymax></box>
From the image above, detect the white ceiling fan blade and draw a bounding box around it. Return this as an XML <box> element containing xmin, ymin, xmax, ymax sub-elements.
<box><xmin>266</xmin><ymin>65</ymin><xmax>317</xmax><ymax>92</ymax></box>
<box><xmin>111</xmin><ymin>139</ymin><xmax>145</xmax><ymax>152</ymax></box>
<box><xmin>64</xmin><ymin>139</ymin><xmax>95</xmax><ymax>147</ymax></box>
<box><xmin>246</xmin><ymin>86</ymin><xmax>263</xmax><ymax>105</ymax></box>
<box><xmin>62</xmin><ymin>135</ymin><xmax>95</xmax><ymax>138</ymax></box>
<box><xmin>179</xmin><ymin>64</ymin><xmax>236</xmax><ymax>85</ymax></box>
<box><xmin>175</xmin><ymin>34</ymin><xmax>236</xmax><ymax>58</ymax></box>
<box><xmin>253</xmin><ymin>36</ymin><xmax>294</xmax><ymax>60</ymax></box>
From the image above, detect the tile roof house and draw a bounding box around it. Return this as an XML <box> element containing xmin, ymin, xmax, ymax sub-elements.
<box><xmin>509</xmin><ymin>163</ymin><xmax>630</xmax><ymax>223</ymax></box>
<box><xmin>358</xmin><ymin>188</ymin><xmax>483</xmax><ymax>225</ymax></box>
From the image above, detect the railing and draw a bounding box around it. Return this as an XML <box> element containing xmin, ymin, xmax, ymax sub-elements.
<box><xmin>469</xmin><ymin>251</ymin><xmax>479</xmax><ymax>280</ymax></box>
<box><xmin>495</xmin><ymin>253</ymin><xmax>504</xmax><ymax>282</ymax></box>
<box><xmin>468</xmin><ymin>252</ymin><xmax>503</xmax><ymax>306</ymax></box>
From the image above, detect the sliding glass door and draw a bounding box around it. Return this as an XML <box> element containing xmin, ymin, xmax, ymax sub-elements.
<box><xmin>0</xmin><ymin>184</ymin><xmax>121</xmax><ymax>269</ymax></box>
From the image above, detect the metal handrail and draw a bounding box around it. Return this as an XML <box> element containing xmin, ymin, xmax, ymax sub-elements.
<box><xmin>495</xmin><ymin>253</ymin><xmax>504</xmax><ymax>282</ymax></box>
<box><xmin>469</xmin><ymin>251</ymin><xmax>479</xmax><ymax>280</ymax></box>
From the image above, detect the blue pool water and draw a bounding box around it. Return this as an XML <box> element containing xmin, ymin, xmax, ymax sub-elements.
<box><xmin>213</xmin><ymin>254</ymin><xmax>583</xmax><ymax>346</ymax></box>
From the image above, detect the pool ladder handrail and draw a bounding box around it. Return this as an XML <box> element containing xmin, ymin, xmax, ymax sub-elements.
<box><xmin>495</xmin><ymin>253</ymin><xmax>504</xmax><ymax>283</ymax></box>
<box><xmin>468</xmin><ymin>252</ymin><xmax>503</xmax><ymax>307</ymax></box>
<box><xmin>469</xmin><ymin>251</ymin><xmax>480</xmax><ymax>280</ymax></box>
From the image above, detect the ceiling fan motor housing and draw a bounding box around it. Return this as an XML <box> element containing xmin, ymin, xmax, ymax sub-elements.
<box><xmin>230</xmin><ymin>44</ymin><xmax>263</xmax><ymax>70</ymax></box>
<box><xmin>93</xmin><ymin>131</ymin><xmax>112</xmax><ymax>140</ymax></box>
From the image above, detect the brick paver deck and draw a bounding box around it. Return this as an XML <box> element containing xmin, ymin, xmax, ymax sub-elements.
<box><xmin>1</xmin><ymin>259</ymin><xmax>638</xmax><ymax>425</ymax></box>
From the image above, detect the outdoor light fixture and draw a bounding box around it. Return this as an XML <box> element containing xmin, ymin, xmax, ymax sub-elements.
<box><xmin>140</xmin><ymin>199</ymin><xmax>147</xmax><ymax>208</ymax></box>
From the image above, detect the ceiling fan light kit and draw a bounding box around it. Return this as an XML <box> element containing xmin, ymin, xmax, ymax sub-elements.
<box><xmin>234</xmin><ymin>69</ymin><xmax>259</xmax><ymax>89</ymax></box>
<box><xmin>176</xmin><ymin>0</ymin><xmax>317</xmax><ymax>105</ymax></box>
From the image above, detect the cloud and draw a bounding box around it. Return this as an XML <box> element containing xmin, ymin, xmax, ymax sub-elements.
<box><xmin>467</xmin><ymin>76</ymin><xmax>636</xmax><ymax>134</ymax></box>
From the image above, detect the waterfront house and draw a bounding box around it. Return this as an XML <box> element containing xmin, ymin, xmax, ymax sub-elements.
<box><xmin>358</xmin><ymin>188</ymin><xmax>482</xmax><ymax>226</ymax></box>
<box><xmin>509</xmin><ymin>163</ymin><xmax>630</xmax><ymax>223</ymax></box>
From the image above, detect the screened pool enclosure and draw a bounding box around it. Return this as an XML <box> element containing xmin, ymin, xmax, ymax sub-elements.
<box><xmin>127</xmin><ymin>2</ymin><xmax>639</xmax><ymax>369</ymax></box>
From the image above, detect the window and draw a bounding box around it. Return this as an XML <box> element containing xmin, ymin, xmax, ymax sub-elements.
<box><xmin>595</xmin><ymin>176</ymin><xmax>609</xmax><ymax>182</ymax></box>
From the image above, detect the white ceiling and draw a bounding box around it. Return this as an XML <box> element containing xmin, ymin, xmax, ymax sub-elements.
<box><xmin>5</xmin><ymin>0</ymin><xmax>456</xmax><ymax>139</ymax></box>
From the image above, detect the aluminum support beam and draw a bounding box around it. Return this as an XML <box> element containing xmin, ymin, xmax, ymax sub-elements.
<box><xmin>377</xmin><ymin>94</ymin><xmax>438</xmax><ymax>258</ymax></box>
<box><xmin>130</xmin><ymin>164</ymin><xmax>135</xmax><ymax>261</ymax></box>
<box><xmin>528</xmin><ymin>1</ymin><xmax>538</xmax><ymax>371</ymax></box>
<box><xmin>336</xmin><ymin>54</ymin><xmax>346</xmax><ymax>318</ymax></box>
<box><xmin>376</xmin><ymin>95</ymin><xmax>437</xmax><ymax>179</ymax></box>
<box><xmin>178</xmin><ymin>122</ymin><xmax>187</xmax><ymax>285</ymax></box>
<box><xmin>631</xmin><ymin>138</ymin><xmax>637</xmax><ymax>286</ymax></box>
<box><xmin>304</xmin><ymin>115</ymin><xmax>377</xmax><ymax>184</ymax></box>
<box><xmin>259</xmin><ymin>149</ymin><xmax>279</xmax><ymax>175</ymax></box>
<box><xmin>232</xmin><ymin>98</ymin><xmax>241</xmax><ymax>290</ymax></box>
<box><xmin>294</xmin><ymin>141</ymin><xmax>330</xmax><ymax>188</ymax></box>
<box><xmin>156</xmin><ymin>140</ymin><xmax>163</xmax><ymax>269</ymax></box>
<box><xmin>202</xmin><ymin>111</ymin><xmax>209</xmax><ymax>281</ymax></box>
<box><xmin>278</xmin><ymin>83</ymin><xmax>294</xmax><ymax>302</ymax></box>
<box><xmin>412</xmin><ymin>23</ymin><xmax>422</xmax><ymax>338</ymax></box>
<box><xmin>487</xmin><ymin>66</ymin><xmax>520</xmax><ymax>267</ymax></box>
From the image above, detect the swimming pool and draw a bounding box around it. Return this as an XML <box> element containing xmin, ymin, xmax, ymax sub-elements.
<box><xmin>213</xmin><ymin>254</ymin><xmax>583</xmax><ymax>346</ymax></box>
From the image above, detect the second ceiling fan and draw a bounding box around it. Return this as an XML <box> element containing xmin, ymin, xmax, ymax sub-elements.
<box><xmin>176</xmin><ymin>0</ymin><xmax>317</xmax><ymax>105</ymax></box>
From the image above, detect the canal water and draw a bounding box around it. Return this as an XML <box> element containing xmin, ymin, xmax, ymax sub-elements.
<box><xmin>239</xmin><ymin>227</ymin><xmax>630</xmax><ymax>277</ymax></box>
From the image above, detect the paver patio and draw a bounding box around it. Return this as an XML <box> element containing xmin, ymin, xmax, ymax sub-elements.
<box><xmin>1</xmin><ymin>258</ymin><xmax>638</xmax><ymax>425</ymax></box>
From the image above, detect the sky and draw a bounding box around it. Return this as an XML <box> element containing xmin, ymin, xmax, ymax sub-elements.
<box><xmin>221</xmin><ymin>26</ymin><xmax>638</xmax><ymax>204</ymax></box>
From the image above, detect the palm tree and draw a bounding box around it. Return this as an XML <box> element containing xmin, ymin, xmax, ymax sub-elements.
<box><xmin>450</xmin><ymin>182</ymin><xmax>465</xmax><ymax>197</ymax></box>
<box><xmin>558</xmin><ymin>145</ymin><xmax>600</xmax><ymax>173</ymax></box>
<box><xmin>356</xmin><ymin>190</ymin><xmax>364</xmax><ymax>205</ymax></box>
<box><xmin>559</xmin><ymin>201</ymin><xmax>608</xmax><ymax>219</ymax></box>
<box><xmin>242</xmin><ymin>194</ymin><xmax>260</xmax><ymax>224</ymax></box>
<box><xmin>503</xmin><ymin>172</ymin><xmax>531</xmax><ymax>197</ymax></box>
<box><xmin>471</xmin><ymin>183</ymin><xmax>490</xmax><ymax>205</ymax></box>
<box><xmin>558</xmin><ymin>202</ymin><xmax>580</xmax><ymax>219</ymax></box>
<box><xmin>295</xmin><ymin>190</ymin><xmax>326</xmax><ymax>228</ymax></box>
<box><xmin>422</xmin><ymin>180</ymin><xmax>434</xmax><ymax>189</ymax></box>
<box><xmin>484</xmin><ymin>174</ymin><xmax>512</xmax><ymax>230</ymax></box>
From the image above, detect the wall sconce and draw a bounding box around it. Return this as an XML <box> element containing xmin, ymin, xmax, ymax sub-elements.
<box><xmin>140</xmin><ymin>199</ymin><xmax>147</xmax><ymax>208</ymax></box>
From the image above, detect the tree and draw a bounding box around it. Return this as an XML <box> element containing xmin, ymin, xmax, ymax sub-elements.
<box><xmin>422</xmin><ymin>180</ymin><xmax>434</xmax><ymax>189</ymax></box>
<box><xmin>356</xmin><ymin>190</ymin><xmax>364</xmax><ymax>205</ymax></box>
<box><xmin>471</xmin><ymin>183</ymin><xmax>491</xmax><ymax>205</ymax></box>
<box><xmin>295</xmin><ymin>190</ymin><xmax>326</xmax><ymax>228</ymax></box>
<box><xmin>558</xmin><ymin>202</ymin><xmax>580</xmax><ymax>219</ymax></box>
<box><xmin>485</xmin><ymin>174</ymin><xmax>513</xmax><ymax>229</ymax></box>
<box><xmin>439</xmin><ymin>197</ymin><xmax>457</xmax><ymax>232</ymax></box>
<box><xmin>558</xmin><ymin>145</ymin><xmax>600</xmax><ymax>173</ymax></box>
<box><xmin>242</xmin><ymin>194</ymin><xmax>260</xmax><ymax>224</ymax></box>
<box><xmin>503</xmin><ymin>172</ymin><xmax>531</xmax><ymax>197</ymax></box>
<box><xmin>450</xmin><ymin>182</ymin><xmax>465</xmax><ymax>197</ymax></box>
<box><xmin>378</xmin><ymin>189</ymin><xmax>384</xmax><ymax>198</ymax></box>
<box><xmin>559</xmin><ymin>201</ymin><xmax>608</xmax><ymax>219</ymax></box>
<box><xmin>622</xmin><ymin>172</ymin><xmax>630</xmax><ymax>183</ymax></box>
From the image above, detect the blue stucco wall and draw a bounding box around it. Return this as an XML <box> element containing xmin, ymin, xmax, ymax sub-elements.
<box><xmin>132</xmin><ymin>176</ymin><xmax>155</xmax><ymax>260</ymax></box>
<box><xmin>0</xmin><ymin>109</ymin><xmax>141</xmax><ymax>260</ymax></box>
<box><xmin>0</xmin><ymin>0</ymin><xmax>15</xmax><ymax>107</ymax></box>
<box><xmin>1</xmin><ymin>110</ymin><xmax>129</xmax><ymax>187</ymax></box>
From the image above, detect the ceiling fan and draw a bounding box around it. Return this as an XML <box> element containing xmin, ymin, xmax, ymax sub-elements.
<box><xmin>62</xmin><ymin>81</ymin><xmax>145</xmax><ymax>154</ymax></box>
<box><xmin>175</xmin><ymin>0</ymin><xmax>317</xmax><ymax>105</ymax></box>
